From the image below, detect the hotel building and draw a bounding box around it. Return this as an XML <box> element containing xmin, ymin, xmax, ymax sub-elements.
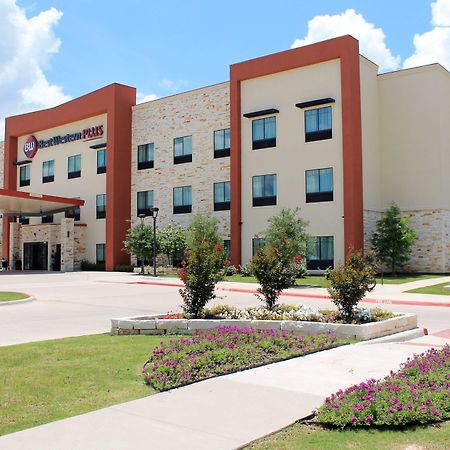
<box><xmin>0</xmin><ymin>35</ymin><xmax>449</xmax><ymax>273</ymax></box>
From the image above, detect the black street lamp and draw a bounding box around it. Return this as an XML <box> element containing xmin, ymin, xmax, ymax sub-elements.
<box><xmin>138</xmin><ymin>213</ymin><xmax>146</xmax><ymax>275</ymax></box>
<box><xmin>149</xmin><ymin>207</ymin><xmax>159</xmax><ymax>277</ymax></box>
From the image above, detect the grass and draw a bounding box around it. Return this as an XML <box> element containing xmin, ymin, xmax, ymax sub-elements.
<box><xmin>406</xmin><ymin>281</ymin><xmax>450</xmax><ymax>296</ymax></box>
<box><xmin>0</xmin><ymin>292</ymin><xmax>29</xmax><ymax>301</ymax></box>
<box><xmin>0</xmin><ymin>333</ymin><xmax>168</xmax><ymax>436</ymax></box>
<box><xmin>246</xmin><ymin>421</ymin><xmax>450</xmax><ymax>450</ymax></box>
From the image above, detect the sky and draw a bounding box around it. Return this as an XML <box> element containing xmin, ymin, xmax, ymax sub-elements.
<box><xmin>1</xmin><ymin>0</ymin><xmax>450</xmax><ymax>139</ymax></box>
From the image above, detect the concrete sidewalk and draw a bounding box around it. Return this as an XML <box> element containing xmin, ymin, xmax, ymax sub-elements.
<box><xmin>1</xmin><ymin>332</ymin><xmax>448</xmax><ymax>450</ymax></box>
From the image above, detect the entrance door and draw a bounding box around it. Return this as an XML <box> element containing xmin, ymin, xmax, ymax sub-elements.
<box><xmin>23</xmin><ymin>243</ymin><xmax>48</xmax><ymax>270</ymax></box>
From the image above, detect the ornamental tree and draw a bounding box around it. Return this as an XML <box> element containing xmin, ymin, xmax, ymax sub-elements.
<box><xmin>178</xmin><ymin>215</ymin><xmax>225</xmax><ymax>318</ymax></box>
<box><xmin>123</xmin><ymin>222</ymin><xmax>154</xmax><ymax>267</ymax></box>
<box><xmin>371</xmin><ymin>203</ymin><xmax>417</xmax><ymax>275</ymax></box>
<box><xmin>157</xmin><ymin>222</ymin><xmax>186</xmax><ymax>266</ymax></box>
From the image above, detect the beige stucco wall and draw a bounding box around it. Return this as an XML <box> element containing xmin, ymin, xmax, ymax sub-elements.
<box><xmin>131</xmin><ymin>82</ymin><xmax>230</xmax><ymax>240</ymax></box>
<box><xmin>16</xmin><ymin>114</ymin><xmax>107</xmax><ymax>263</ymax></box>
<box><xmin>0</xmin><ymin>140</ymin><xmax>3</xmax><ymax>255</ymax></box>
<box><xmin>240</xmin><ymin>59</ymin><xmax>344</xmax><ymax>265</ymax></box>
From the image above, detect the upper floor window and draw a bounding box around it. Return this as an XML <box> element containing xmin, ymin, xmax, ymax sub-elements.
<box><xmin>305</xmin><ymin>106</ymin><xmax>332</xmax><ymax>142</ymax></box>
<box><xmin>137</xmin><ymin>190</ymin><xmax>154</xmax><ymax>216</ymax></box>
<box><xmin>305</xmin><ymin>168</ymin><xmax>333</xmax><ymax>203</ymax></box>
<box><xmin>96</xmin><ymin>244</ymin><xmax>106</xmax><ymax>264</ymax></box>
<box><xmin>307</xmin><ymin>236</ymin><xmax>334</xmax><ymax>270</ymax></box>
<box><xmin>252</xmin><ymin>174</ymin><xmax>277</xmax><ymax>207</ymax></box>
<box><xmin>137</xmin><ymin>143</ymin><xmax>154</xmax><ymax>170</ymax></box>
<box><xmin>41</xmin><ymin>214</ymin><xmax>53</xmax><ymax>224</ymax></box>
<box><xmin>173</xmin><ymin>135</ymin><xmax>192</xmax><ymax>164</ymax></box>
<box><xmin>19</xmin><ymin>165</ymin><xmax>30</xmax><ymax>187</ymax></box>
<box><xmin>252</xmin><ymin>116</ymin><xmax>276</xmax><ymax>150</ymax></box>
<box><xmin>65</xmin><ymin>206</ymin><xmax>80</xmax><ymax>222</ymax></box>
<box><xmin>68</xmin><ymin>155</ymin><xmax>81</xmax><ymax>179</ymax></box>
<box><xmin>97</xmin><ymin>149</ymin><xmax>107</xmax><ymax>174</ymax></box>
<box><xmin>213</xmin><ymin>181</ymin><xmax>230</xmax><ymax>211</ymax></box>
<box><xmin>214</xmin><ymin>128</ymin><xmax>230</xmax><ymax>158</ymax></box>
<box><xmin>173</xmin><ymin>185</ymin><xmax>192</xmax><ymax>214</ymax></box>
<box><xmin>96</xmin><ymin>194</ymin><xmax>106</xmax><ymax>219</ymax></box>
<box><xmin>42</xmin><ymin>160</ymin><xmax>54</xmax><ymax>183</ymax></box>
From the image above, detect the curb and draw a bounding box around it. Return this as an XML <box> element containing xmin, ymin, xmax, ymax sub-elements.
<box><xmin>357</xmin><ymin>327</ymin><xmax>425</xmax><ymax>344</ymax></box>
<box><xmin>0</xmin><ymin>296</ymin><xmax>35</xmax><ymax>306</ymax></box>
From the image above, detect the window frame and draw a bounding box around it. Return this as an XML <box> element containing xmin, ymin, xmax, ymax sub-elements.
<box><xmin>252</xmin><ymin>174</ymin><xmax>277</xmax><ymax>207</ymax></box>
<box><xmin>65</xmin><ymin>206</ymin><xmax>80</xmax><ymax>222</ymax></box>
<box><xmin>96</xmin><ymin>243</ymin><xmax>106</xmax><ymax>264</ymax></box>
<box><xmin>304</xmin><ymin>106</ymin><xmax>332</xmax><ymax>143</ymax></box>
<box><xmin>213</xmin><ymin>181</ymin><xmax>230</xmax><ymax>211</ymax></box>
<box><xmin>68</xmin><ymin>154</ymin><xmax>81</xmax><ymax>179</ymax></box>
<box><xmin>19</xmin><ymin>165</ymin><xmax>31</xmax><ymax>187</ymax></box>
<box><xmin>41</xmin><ymin>214</ymin><xmax>53</xmax><ymax>224</ymax></box>
<box><xmin>252</xmin><ymin>238</ymin><xmax>266</xmax><ymax>256</ymax></box>
<box><xmin>214</xmin><ymin>128</ymin><xmax>230</xmax><ymax>158</ymax></box>
<box><xmin>173</xmin><ymin>185</ymin><xmax>192</xmax><ymax>214</ymax></box>
<box><xmin>96</xmin><ymin>194</ymin><xmax>106</xmax><ymax>219</ymax></box>
<box><xmin>42</xmin><ymin>160</ymin><xmax>54</xmax><ymax>183</ymax></box>
<box><xmin>307</xmin><ymin>236</ymin><xmax>334</xmax><ymax>270</ymax></box>
<box><xmin>305</xmin><ymin>168</ymin><xmax>334</xmax><ymax>203</ymax></box>
<box><xmin>137</xmin><ymin>190</ymin><xmax>154</xmax><ymax>216</ymax></box>
<box><xmin>137</xmin><ymin>143</ymin><xmax>154</xmax><ymax>170</ymax></box>
<box><xmin>97</xmin><ymin>149</ymin><xmax>107</xmax><ymax>174</ymax></box>
<box><xmin>252</xmin><ymin>116</ymin><xmax>276</xmax><ymax>150</ymax></box>
<box><xmin>173</xmin><ymin>135</ymin><xmax>192</xmax><ymax>164</ymax></box>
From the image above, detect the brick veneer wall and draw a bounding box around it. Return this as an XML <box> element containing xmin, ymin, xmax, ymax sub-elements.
<box><xmin>364</xmin><ymin>209</ymin><xmax>450</xmax><ymax>273</ymax></box>
<box><xmin>131</xmin><ymin>82</ymin><xmax>231</xmax><ymax>238</ymax></box>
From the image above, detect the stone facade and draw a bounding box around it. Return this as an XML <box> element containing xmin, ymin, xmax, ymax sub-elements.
<box><xmin>364</xmin><ymin>209</ymin><xmax>450</xmax><ymax>273</ymax></box>
<box><xmin>74</xmin><ymin>225</ymin><xmax>87</xmax><ymax>269</ymax></box>
<box><xmin>131</xmin><ymin>82</ymin><xmax>230</xmax><ymax>239</ymax></box>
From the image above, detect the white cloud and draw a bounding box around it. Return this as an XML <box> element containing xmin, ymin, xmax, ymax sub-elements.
<box><xmin>291</xmin><ymin>9</ymin><xmax>401</xmax><ymax>72</ymax></box>
<box><xmin>0</xmin><ymin>0</ymin><xmax>70</xmax><ymax>140</ymax></box>
<box><xmin>157</xmin><ymin>77</ymin><xmax>188</xmax><ymax>92</ymax></box>
<box><xmin>136</xmin><ymin>92</ymin><xmax>159</xmax><ymax>104</ymax></box>
<box><xmin>403</xmin><ymin>0</ymin><xmax>450</xmax><ymax>70</ymax></box>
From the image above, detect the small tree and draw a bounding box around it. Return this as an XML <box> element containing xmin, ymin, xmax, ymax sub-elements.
<box><xmin>123</xmin><ymin>223</ymin><xmax>154</xmax><ymax>270</ymax></box>
<box><xmin>251</xmin><ymin>244</ymin><xmax>297</xmax><ymax>310</ymax></box>
<box><xmin>179</xmin><ymin>215</ymin><xmax>225</xmax><ymax>318</ymax></box>
<box><xmin>263</xmin><ymin>207</ymin><xmax>310</xmax><ymax>260</ymax></box>
<box><xmin>326</xmin><ymin>251</ymin><xmax>377</xmax><ymax>322</ymax></box>
<box><xmin>371</xmin><ymin>203</ymin><xmax>417</xmax><ymax>275</ymax></box>
<box><xmin>158</xmin><ymin>222</ymin><xmax>186</xmax><ymax>266</ymax></box>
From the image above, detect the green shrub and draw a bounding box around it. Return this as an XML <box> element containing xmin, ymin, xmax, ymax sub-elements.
<box><xmin>114</xmin><ymin>264</ymin><xmax>135</xmax><ymax>272</ymax></box>
<box><xmin>238</xmin><ymin>264</ymin><xmax>252</xmax><ymax>277</ymax></box>
<box><xmin>80</xmin><ymin>260</ymin><xmax>105</xmax><ymax>271</ymax></box>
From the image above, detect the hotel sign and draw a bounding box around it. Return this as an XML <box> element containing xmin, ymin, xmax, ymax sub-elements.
<box><xmin>23</xmin><ymin>125</ymin><xmax>104</xmax><ymax>159</ymax></box>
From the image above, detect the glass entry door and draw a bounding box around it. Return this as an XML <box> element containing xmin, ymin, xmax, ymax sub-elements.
<box><xmin>23</xmin><ymin>242</ymin><xmax>48</xmax><ymax>270</ymax></box>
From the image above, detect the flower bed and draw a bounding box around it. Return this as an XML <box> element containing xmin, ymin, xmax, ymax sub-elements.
<box><xmin>317</xmin><ymin>345</ymin><xmax>450</xmax><ymax>428</ymax></box>
<box><xmin>143</xmin><ymin>327</ymin><xmax>337</xmax><ymax>391</ymax></box>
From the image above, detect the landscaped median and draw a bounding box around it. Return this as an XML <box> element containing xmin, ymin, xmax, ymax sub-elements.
<box><xmin>0</xmin><ymin>292</ymin><xmax>32</xmax><ymax>305</ymax></box>
<box><xmin>111</xmin><ymin>306</ymin><xmax>417</xmax><ymax>340</ymax></box>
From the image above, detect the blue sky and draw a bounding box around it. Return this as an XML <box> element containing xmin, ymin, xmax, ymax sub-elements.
<box><xmin>1</xmin><ymin>0</ymin><xmax>449</xmax><ymax>137</ymax></box>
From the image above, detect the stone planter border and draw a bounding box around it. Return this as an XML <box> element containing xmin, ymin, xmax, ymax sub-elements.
<box><xmin>111</xmin><ymin>313</ymin><xmax>417</xmax><ymax>340</ymax></box>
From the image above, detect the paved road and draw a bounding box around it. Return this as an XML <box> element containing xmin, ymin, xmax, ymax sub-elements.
<box><xmin>0</xmin><ymin>271</ymin><xmax>449</xmax><ymax>346</ymax></box>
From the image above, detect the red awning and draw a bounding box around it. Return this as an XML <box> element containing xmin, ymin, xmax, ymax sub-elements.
<box><xmin>0</xmin><ymin>189</ymin><xmax>84</xmax><ymax>217</ymax></box>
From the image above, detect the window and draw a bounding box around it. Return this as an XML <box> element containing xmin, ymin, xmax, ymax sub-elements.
<box><xmin>65</xmin><ymin>206</ymin><xmax>80</xmax><ymax>221</ymax></box>
<box><xmin>305</xmin><ymin>168</ymin><xmax>333</xmax><ymax>203</ymax></box>
<box><xmin>42</xmin><ymin>160</ymin><xmax>54</xmax><ymax>183</ymax></box>
<box><xmin>213</xmin><ymin>181</ymin><xmax>230</xmax><ymax>211</ymax></box>
<box><xmin>97</xmin><ymin>149</ymin><xmax>107</xmax><ymax>174</ymax></box>
<box><xmin>252</xmin><ymin>116</ymin><xmax>276</xmax><ymax>150</ymax></box>
<box><xmin>68</xmin><ymin>155</ymin><xmax>81</xmax><ymax>179</ymax></box>
<box><xmin>305</xmin><ymin>106</ymin><xmax>332</xmax><ymax>142</ymax></box>
<box><xmin>223</xmin><ymin>240</ymin><xmax>231</xmax><ymax>260</ymax></box>
<box><xmin>307</xmin><ymin>236</ymin><xmax>334</xmax><ymax>270</ymax></box>
<box><xmin>19</xmin><ymin>165</ymin><xmax>30</xmax><ymax>187</ymax></box>
<box><xmin>173</xmin><ymin>135</ymin><xmax>192</xmax><ymax>164</ymax></box>
<box><xmin>214</xmin><ymin>128</ymin><xmax>230</xmax><ymax>158</ymax></box>
<box><xmin>137</xmin><ymin>143</ymin><xmax>154</xmax><ymax>170</ymax></box>
<box><xmin>41</xmin><ymin>214</ymin><xmax>53</xmax><ymax>224</ymax></box>
<box><xmin>137</xmin><ymin>190</ymin><xmax>154</xmax><ymax>216</ymax></box>
<box><xmin>252</xmin><ymin>238</ymin><xmax>265</xmax><ymax>256</ymax></box>
<box><xmin>19</xmin><ymin>216</ymin><xmax>29</xmax><ymax>225</ymax></box>
<box><xmin>252</xmin><ymin>174</ymin><xmax>277</xmax><ymax>207</ymax></box>
<box><xmin>96</xmin><ymin>194</ymin><xmax>106</xmax><ymax>219</ymax></box>
<box><xmin>96</xmin><ymin>244</ymin><xmax>106</xmax><ymax>264</ymax></box>
<box><xmin>173</xmin><ymin>185</ymin><xmax>192</xmax><ymax>214</ymax></box>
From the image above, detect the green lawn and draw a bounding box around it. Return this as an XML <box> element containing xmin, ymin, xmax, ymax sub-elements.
<box><xmin>0</xmin><ymin>292</ymin><xmax>29</xmax><ymax>301</ymax></box>
<box><xmin>246</xmin><ymin>422</ymin><xmax>450</xmax><ymax>450</ymax></box>
<box><xmin>377</xmin><ymin>273</ymin><xmax>444</xmax><ymax>285</ymax></box>
<box><xmin>406</xmin><ymin>281</ymin><xmax>450</xmax><ymax>296</ymax></box>
<box><xmin>0</xmin><ymin>334</ymin><xmax>167</xmax><ymax>436</ymax></box>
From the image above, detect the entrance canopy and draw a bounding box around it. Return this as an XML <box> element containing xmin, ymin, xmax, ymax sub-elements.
<box><xmin>0</xmin><ymin>189</ymin><xmax>84</xmax><ymax>217</ymax></box>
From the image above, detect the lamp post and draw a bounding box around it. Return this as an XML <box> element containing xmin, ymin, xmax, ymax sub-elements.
<box><xmin>149</xmin><ymin>207</ymin><xmax>159</xmax><ymax>277</ymax></box>
<box><xmin>138</xmin><ymin>213</ymin><xmax>146</xmax><ymax>275</ymax></box>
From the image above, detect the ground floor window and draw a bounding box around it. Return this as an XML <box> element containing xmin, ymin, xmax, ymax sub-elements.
<box><xmin>96</xmin><ymin>244</ymin><xmax>105</xmax><ymax>264</ymax></box>
<box><xmin>307</xmin><ymin>236</ymin><xmax>334</xmax><ymax>270</ymax></box>
<box><xmin>252</xmin><ymin>237</ymin><xmax>266</xmax><ymax>256</ymax></box>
